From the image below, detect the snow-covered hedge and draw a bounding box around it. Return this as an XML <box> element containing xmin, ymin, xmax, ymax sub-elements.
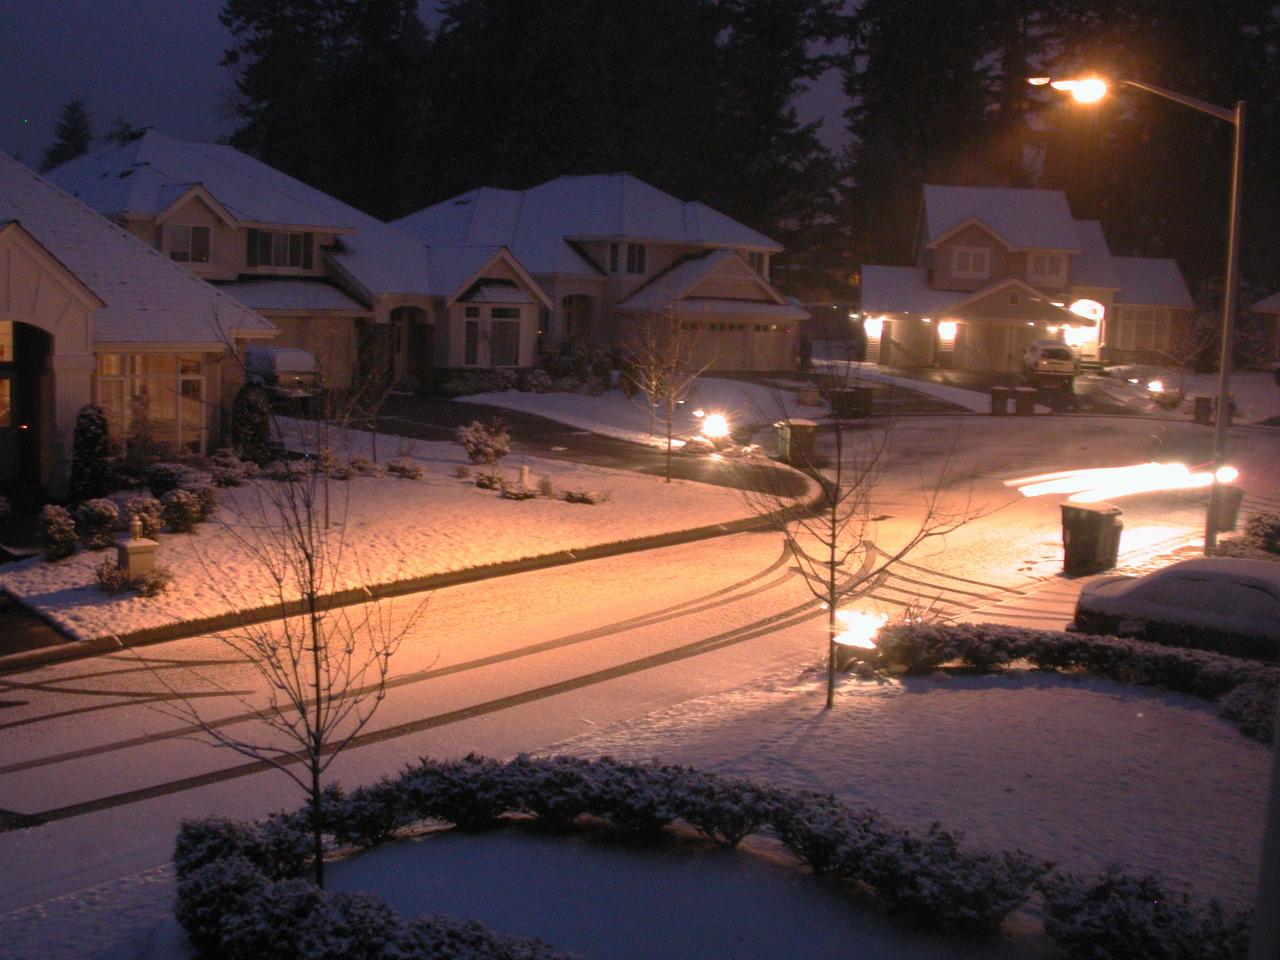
<box><xmin>176</xmin><ymin>754</ymin><xmax>1058</xmax><ymax>958</ymax></box>
<box><xmin>874</xmin><ymin>622</ymin><xmax>1280</xmax><ymax>742</ymax></box>
<box><xmin>74</xmin><ymin>498</ymin><xmax>119</xmax><ymax>549</ymax></box>
<box><xmin>40</xmin><ymin>504</ymin><xmax>77</xmax><ymax>560</ymax></box>
<box><xmin>1039</xmin><ymin>868</ymin><xmax>1250</xmax><ymax>960</ymax></box>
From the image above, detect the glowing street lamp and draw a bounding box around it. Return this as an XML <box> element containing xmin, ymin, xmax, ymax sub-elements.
<box><xmin>1030</xmin><ymin>73</ymin><xmax>1245</xmax><ymax>555</ymax></box>
<box><xmin>700</xmin><ymin>412</ymin><xmax>730</xmax><ymax>440</ymax></box>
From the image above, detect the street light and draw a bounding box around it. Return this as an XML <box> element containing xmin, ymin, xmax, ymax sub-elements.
<box><xmin>1030</xmin><ymin>74</ymin><xmax>1245</xmax><ymax>556</ymax></box>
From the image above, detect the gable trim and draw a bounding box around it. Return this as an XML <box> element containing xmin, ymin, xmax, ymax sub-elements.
<box><xmin>927</xmin><ymin>216</ymin><xmax>1016</xmax><ymax>252</ymax></box>
<box><xmin>0</xmin><ymin>221</ymin><xmax>107</xmax><ymax>313</ymax></box>
<box><xmin>154</xmin><ymin>184</ymin><xmax>238</xmax><ymax>229</ymax></box>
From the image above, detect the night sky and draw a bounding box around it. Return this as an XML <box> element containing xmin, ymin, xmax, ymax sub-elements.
<box><xmin>1</xmin><ymin>1</ymin><xmax>848</xmax><ymax>167</ymax></box>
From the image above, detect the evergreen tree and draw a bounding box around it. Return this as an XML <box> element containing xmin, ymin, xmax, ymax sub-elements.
<box><xmin>41</xmin><ymin>98</ymin><xmax>93</xmax><ymax>172</ymax></box>
<box><xmin>103</xmin><ymin>115</ymin><xmax>145</xmax><ymax>145</ymax></box>
<box><xmin>67</xmin><ymin>404</ymin><xmax>113</xmax><ymax>502</ymax></box>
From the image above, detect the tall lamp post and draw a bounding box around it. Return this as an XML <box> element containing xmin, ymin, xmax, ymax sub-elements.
<box><xmin>1030</xmin><ymin>75</ymin><xmax>1244</xmax><ymax>554</ymax></box>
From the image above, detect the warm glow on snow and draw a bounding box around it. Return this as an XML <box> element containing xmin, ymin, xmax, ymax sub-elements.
<box><xmin>1006</xmin><ymin>461</ymin><xmax>1240</xmax><ymax>502</ymax></box>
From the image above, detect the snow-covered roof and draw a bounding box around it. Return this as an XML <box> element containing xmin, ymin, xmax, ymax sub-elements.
<box><xmin>923</xmin><ymin>185</ymin><xmax>1080</xmax><ymax>251</ymax></box>
<box><xmin>1113</xmin><ymin>256</ymin><xmax>1194</xmax><ymax>309</ymax></box>
<box><xmin>1253</xmin><ymin>291</ymin><xmax>1280</xmax><ymax>314</ymax></box>
<box><xmin>0</xmin><ymin>152</ymin><xmax>273</xmax><ymax>347</ymax></box>
<box><xmin>213</xmin><ymin>279</ymin><xmax>370</xmax><ymax>314</ymax></box>
<box><xmin>394</xmin><ymin>174</ymin><xmax>782</xmax><ymax>277</ymax></box>
<box><xmin>47</xmin><ymin>131</ymin><xmax>527</xmax><ymax>301</ymax></box>
<box><xmin>615</xmin><ymin>249</ymin><xmax>802</xmax><ymax>320</ymax></box>
<box><xmin>1070</xmin><ymin>220</ymin><xmax>1121</xmax><ymax>288</ymax></box>
<box><xmin>860</xmin><ymin>265</ymin><xmax>966</xmax><ymax>316</ymax></box>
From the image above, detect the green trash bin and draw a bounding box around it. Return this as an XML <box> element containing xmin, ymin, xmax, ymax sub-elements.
<box><xmin>1061</xmin><ymin>502</ymin><xmax>1124</xmax><ymax>575</ymax></box>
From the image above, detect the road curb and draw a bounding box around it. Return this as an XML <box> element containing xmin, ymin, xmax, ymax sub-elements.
<box><xmin>0</xmin><ymin>469</ymin><xmax>823</xmax><ymax>673</ymax></box>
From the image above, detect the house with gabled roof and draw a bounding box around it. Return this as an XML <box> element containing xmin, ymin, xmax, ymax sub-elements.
<box><xmin>47</xmin><ymin>130</ymin><xmax>551</xmax><ymax>393</ymax></box>
<box><xmin>1250</xmin><ymin>291</ymin><xmax>1280</xmax><ymax>369</ymax></box>
<box><xmin>0</xmin><ymin>151</ymin><xmax>275</xmax><ymax>493</ymax></box>
<box><xmin>860</xmin><ymin>185</ymin><xmax>1194</xmax><ymax>373</ymax></box>
<box><xmin>394</xmin><ymin>174</ymin><xmax>806</xmax><ymax>372</ymax></box>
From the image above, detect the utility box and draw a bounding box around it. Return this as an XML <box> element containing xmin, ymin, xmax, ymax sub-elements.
<box><xmin>990</xmin><ymin>386</ymin><xmax>1011</xmax><ymax>416</ymax></box>
<box><xmin>1213</xmin><ymin>485</ymin><xmax>1244</xmax><ymax>532</ymax></box>
<box><xmin>1013</xmin><ymin>386</ymin><xmax>1037</xmax><ymax>416</ymax></box>
<box><xmin>776</xmin><ymin>419</ymin><xmax>817</xmax><ymax>466</ymax></box>
<box><xmin>1061</xmin><ymin>502</ymin><xmax>1123</xmax><ymax>575</ymax></box>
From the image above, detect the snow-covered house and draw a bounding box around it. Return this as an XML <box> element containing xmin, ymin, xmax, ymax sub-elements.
<box><xmin>394</xmin><ymin>175</ymin><xmax>806</xmax><ymax>372</ymax></box>
<box><xmin>47</xmin><ymin>131</ymin><xmax>551</xmax><ymax>392</ymax></box>
<box><xmin>0</xmin><ymin>151</ymin><xmax>275</xmax><ymax>493</ymax></box>
<box><xmin>860</xmin><ymin>185</ymin><xmax>1194</xmax><ymax>372</ymax></box>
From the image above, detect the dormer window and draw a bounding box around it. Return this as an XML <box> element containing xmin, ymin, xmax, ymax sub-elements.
<box><xmin>626</xmin><ymin>242</ymin><xmax>647</xmax><ymax>274</ymax></box>
<box><xmin>167</xmin><ymin>224</ymin><xmax>210</xmax><ymax>264</ymax></box>
<box><xmin>1029</xmin><ymin>253</ymin><xmax>1065</xmax><ymax>283</ymax></box>
<box><xmin>951</xmin><ymin>246</ymin><xmax>990</xmax><ymax>280</ymax></box>
<box><xmin>746</xmin><ymin>251</ymin><xmax>766</xmax><ymax>275</ymax></box>
<box><xmin>247</xmin><ymin>229</ymin><xmax>314</xmax><ymax>269</ymax></box>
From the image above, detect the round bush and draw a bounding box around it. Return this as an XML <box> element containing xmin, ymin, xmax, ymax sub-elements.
<box><xmin>184</xmin><ymin>482</ymin><xmax>218</xmax><ymax>521</ymax></box>
<box><xmin>125</xmin><ymin>496</ymin><xmax>164</xmax><ymax>538</ymax></box>
<box><xmin>68</xmin><ymin>404</ymin><xmax>114</xmax><ymax>501</ymax></box>
<box><xmin>40</xmin><ymin>504</ymin><xmax>78</xmax><ymax>560</ymax></box>
<box><xmin>74</xmin><ymin>498</ymin><xmax>120</xmax><ymax>549</ymax></box>
<box><xmin>144</xmin><ymin>462</ymin><xmax>203</xmax><ymax>498</ymax></box>
<box><xmin>162</xmin><ymin>489</ymin><xmax>202</xmax><ymax>532</ymax></box>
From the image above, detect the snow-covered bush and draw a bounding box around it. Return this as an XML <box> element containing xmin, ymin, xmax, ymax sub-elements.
<box><xmin>185</xmin><ymin>482</ymin><xmax>218</xmax><ymax>522</ymax></box>
<box><xmin>504</xmin><ymin>755</ymin><xmax>593</xmax><ymax>828</ymax></box>
<box><xmin>94</xmin><ymin>557</ymin><xmax>131</xmax><ymax>594</ymax></box>
<box><xmin>264</xmin><ymin>459</ymin><xmax>309</xmax><ymax>483</ymax></box>
<box><xmin>329</xmin><ymin>779</ymin><xmax>416</xmax><ymax>849</ymax></box>
<box><xmin>400</xmin><ymin>755</ymin><xmax>516</xmax><ymax>831</ymax></box>
<box><xmin>210</xmin><ymin>448</ymin><xmax>253</xmax><ymax>487</ymax></box>
<box><xmin>40</xmin><ymin>504</ymin><xmax>77</xmax><ymax>560</ymax></box>
<box><xmin>500</xmin><ymin>480</ymin><xmax>537</xmax><ymax>500</ymax></box>
<box><xmin>1039</xmin><ymin>868</ymin><xmax>1251</xmax><ymax>960</ymax></box>
<box><xmin>536</xmin><ymin>476</ymin><xmax>555</xmax><ymax>498</ymax></box>
<box><xmin>387</xmin><ymin>458</ymin><xmax>425</xmax><ymax>480</ymax></box>
<box><xmin>144</xmin><ymin>462</ymin><xmax>200</xmax><ymax>498</ymax></box>
<box><xmin>68</xmin><ymin>404</ymin><xmax>114</xmax><ymax>501</ymax></box>
<box><xmin>474</xmin><ymin>472</ymin><xmax>501</xmax><ymax>490</ymax></box>
<box><xmin>579</xmin><ymin>757</ymin><xmax>678</xmax><ymax>834</ymax></box>
<box><xmin>517</xmin><ymin>369</ymin><xmax>552</xmax><ymax>393</ymax></box>
<box><xmin>875</xmin><ymin>622</ymin><xmax>1280</xmax><ymax>742</ymax></box>
<box><xmin>125</xmin><ymin>496</ymin><xmax>164</xmax><ymax>538</ymax></box>
<box><xmin>562</xmin><ymin>489</ymin><xmax>605</xmax><ymax>505</ymax></box>
<box><xmin>568</xmin><ymin>343</ymin><xmax>612</xmax><ymax>382</ymax></box>
<box><xmin>1243</xmin><ymin>512</ymin><xmax>1280</xmax><ymax>555</ymax></box>
<box><xmin>550</xmin><ymin>376</ymin><xmax>579</xmax><ymax>393</ymax></box>
<box><xmin>326</xmin><ymin>460</ymin><xmax>355</xmax><ymax>480</ymax></box>
<box><xmin>455</xmin><ymin>464</ymin><xmax>471</xmax><ymax>479</ymax></box>
<box><xmin>174</xmin><ymin>855</ymin><xmax>270</xmax><ymax>958</ymax></box>
<box><xmin>769</xmin><ymin>790</ymin><xmax>880</xmax><ymax>876</ymax></box>
<box><xmin>93</xmin><ymin>556</ymin><xmax>173</xmax><ymax>596</ymax></box>
<box><xmin>664</xmin><ymin>768</ymin><xmax>772</xmax><ymax>848</ymax></box>
<box><xmin>136</xmin><ymin>566</ymin><xmax>174</xmax><ymax>597</ymax></box>
<box><xmin>396</xmin><ymin>913</ymin><xmax>573</xmax><ymax>959</ymax></box>
<box><xmin>162</xmin><ymin>489</ymin><xmax>202</xmax><ymax>532</ymax></box>
<box><xmin>456</xmin><ymin>418</ymin><xmax>511</xmax><ymax>466</ymax></box>
<box><xmin>348</xmin><ymin>457</ymin><xmax>383</xmax><ymax>478</ymax></box>
<box><xmin>74</xmin><ymin>498</ymin><xmax>119</xmax><ymax>549</ymax></box>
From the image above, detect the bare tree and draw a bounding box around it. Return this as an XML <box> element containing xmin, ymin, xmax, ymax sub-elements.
<box><xmin>741</xmin><ymin>337</ymin><xmax>978</xmax><ymax>708</ymax></box>
<box><xmin>624</xmin><ymin>311</ymin><xmax>711</xmax><ymax>482</ymax></box>
<box><xmin>152</xmin><ymin>418</ymin><xmax>425</xmax><ymax>888</ymax></box>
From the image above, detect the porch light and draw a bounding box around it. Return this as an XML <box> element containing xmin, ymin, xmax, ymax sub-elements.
<box><xmin>863</xmin><ymin>316</ymin><xmax>885</xmax><ymax>339</ymax></box>
<box><xmin>937</xmin><ymin>321</ymin><xmax>958</xmax><ymax>342</ymax></box>
<box><xmin>1069</xmin><ymin>299</ymin><xmax>1105</xmax><ymax>322</ymax></box>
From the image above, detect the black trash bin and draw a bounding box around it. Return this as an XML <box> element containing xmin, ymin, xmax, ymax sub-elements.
<box><xmin>1061</xmin><ymin>502</ymin><xmax>1123</xmax><ymax>575</ymax></box>
<box><xmin>1013</xmin><ymin>386</ymin><xmax>1037</xmax><ymax>416</ymax></box>
<box><xmin>1193</xmin><ymin>396</ymin><xmax>1213</xmax><ymax>425</ymax></box>
<box><xmin>990</xmin><ymin>386</ymin><xmax>1011</xmax><ymax>416</ymax></box>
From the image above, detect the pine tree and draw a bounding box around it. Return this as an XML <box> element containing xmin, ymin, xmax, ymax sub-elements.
<box><xmin>67</xmin><ymin>404</ymin><xmax>113</xmax><ymax>502</ymax></box>
<box><xmin>41</xmin><ymin>98</ymin><xmax>93</xmax><ymax>172</ymax></box>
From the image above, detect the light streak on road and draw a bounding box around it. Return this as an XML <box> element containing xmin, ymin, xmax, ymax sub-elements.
<box><xmin>1005</xmin><ymin>461</ymin><xmax>1239</xmax><ymax>503</ymax></box>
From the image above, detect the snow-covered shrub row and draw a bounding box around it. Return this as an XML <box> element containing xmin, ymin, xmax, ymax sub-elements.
<box><xmin>173</xmin><ymin>814</ymin><xmax>573</xmax><ymax>960</ymax></box>
<box><xmin>1038</xmin><ymin>868</ymin><xmax>1250</xmax><ymax>960</ymax></box>
<box><xmin>144</xmin><ymin>462</ymin><xmax>206</xmax><ymax>498</ymax></box>
<box><xmin>875</xmin><ymin>622</ymin><xmax>1280</xmax><ymax>742</ymax></box>
<box><xmin>517</xmin><ymin>369</ymin><xmax>552</xmax><ymax>393</ymax></box>
<box><xmin>210</xmin><ymin>448</ymin><xmax>258</xmax><ymax>487</ymax></box>
<box><xmin>265</xmin><ymin>459</ymin><xmax>311</xmax><ymax>483</ymax></box>
<box><xmin>74</xmin><ymin>498</ymin><xmax>119</xmax><ymax>549</ymax></box>
<box><xmin>40</xmin><ymin>504</ymin><xmax>77</xmax><ymax>560</ymax></box>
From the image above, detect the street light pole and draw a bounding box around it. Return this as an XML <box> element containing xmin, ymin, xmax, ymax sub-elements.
<box><xmin>1032</xmin><ymin>76</ymin><xmax>1245</xmax><ymax>554</ymax></box>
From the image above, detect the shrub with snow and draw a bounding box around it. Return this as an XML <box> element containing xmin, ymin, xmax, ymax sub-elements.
<box><xmin>875</xmin><ymin>621</ymin><xmax>1280</xmax><ymax>742</ymax></box>
<box><xmin>456</xmin><ymin>418</ymin><xmax>511</xmax><ymax>466</ymax></box>
<box><xmin>144</xmin><ymin>462</ymin><xmax>203</xmax><ymax>498</ymax></box>
<box><xmin>562</xmin><ymin>489</ymin><xmax>605</xmax><ymax>505</ymax></box>
<box><xmin>1244</xmin><ymin>512</ymin><xmax>1280</xmax><ymax>555</ymax></box>
<box><xmin>94</xmin><ymin>558</ymin><xmax>173</xmax><ymax>597</ymax></box>
<box><xmin>125</xmin><ymin>496</ymin><xmax>164</xmax><ymax>538</ymax></box>
<box><xmin>40</xmin><ymin>504</ymin><xmax>77</xmax><ymax>560</ymax></box>
<box><xmin>500</xmin><ymin>480</ymin><xmax>537</xmax><ymax>500</ymax></box>
<box><xmin>94</xmin><ymin>557</ymin><xmax>131</xmax><ymax>594</ymax></box>
<box><xmin>329</xmin><ymin>779</ymin><xmax>416</xmax><ymax>849</ymax></box>
<box><xmin>664</xmin><ymin>767</ymin><xmax>772</xmax><ymax>848</ymax></box>
<box><xmin>185</xmin><ymin>482</ymin><xmax>218</xmax><ymax>522</ymax></box>
<box><xmin>1039</xmin><ymin>868</ymin><xmax>1251</xmax><ymax>960</ymax></box>
<box><xmin>231</xmin><ymin>384</ymin><xmax>272</xmax><ymax>463</ymax></box>
<box><xmin>74</xmin><ymin>498</ymin><xmax>120</xmax><ymax>549</ymax></box>
<box><xmin>401</xmin><ymin>755</ymin><xmax>517</xmax><ymax>831</ymax></box>
<box><xmin>68</xmin><ymin>404</ymin><xmax>114</xmax><ymax>501</ymax></box>
<box><xmin>348</xmin><ymin>457</ymin><xmax>383</xmax><ymax>478</ymax></box>
<box><xmin>387</xmin><ymin>459</ymin><xmax>425</xmax><ymax>480</ymax></box>
<box><xmin>579</xmin><ymin>757</ymin><xmax>678</xmax><ymax>834</ymax></box>
<box><xmin>536</xmin><ymin>476</ymin><xmax>555</xmax><ymax>498</ymax></box>
<box><xmin>210</xmin><ymin>448</ymin><xmax>254</xmax><ymax>487</ymax></box>
<box><xmin>162</xmin><ymin>489</ymin><xmax>203</xmax><ymax>533</ymax></box>
<box><xmin>264</xmin><ymin>459</ymin><xmax>310</xmax><ymax>483</ymax></box>
<box><xmin>517</xmin><ymin>369</ymin><xmax>552</xmax><ymax>393</ymax></box>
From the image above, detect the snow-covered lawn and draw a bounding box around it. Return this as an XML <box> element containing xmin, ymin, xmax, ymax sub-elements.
<box><xmin>550</xmin><ymin>665</ymin><xmax>1270</xmax><ymax>910</ymax></box>
<box><xmin>0</xmin><ymin>428</ymin><xmax>755</xmax><ymax>643</ymax></box>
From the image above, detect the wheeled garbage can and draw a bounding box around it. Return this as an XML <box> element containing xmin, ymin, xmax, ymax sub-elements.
<box><xmin>1061</xmin><ymin>502</ymin><xmax>1123</xmax><ymax>575</ymax></box>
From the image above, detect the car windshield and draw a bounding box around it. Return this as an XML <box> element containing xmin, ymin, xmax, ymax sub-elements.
<box><xmin>1043</xmin><ymin>348</ymin><xmax>1072</xmax><ymax>361</ymax></box>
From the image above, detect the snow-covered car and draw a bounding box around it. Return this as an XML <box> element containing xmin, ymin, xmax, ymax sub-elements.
<box><xmin>1073</xmin><ymin>558</ymin><xmax>1280</xmax><ymax>659</ymax></box>
<box><xmin>244</xmin><ymin>346</ymin><xmax>322</xmax><ymax>405</ymax></box>
<box><xmin>1022</xmin><ymin>340</ymin><xmax>1078</xmax><ymax>389</ymax></box>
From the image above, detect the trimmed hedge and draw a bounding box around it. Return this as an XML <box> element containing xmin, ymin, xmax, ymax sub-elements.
<box><xmin>874</xmin><ymin>622</ymin><xmax>1280</xmax><ymax>743</ymax></box>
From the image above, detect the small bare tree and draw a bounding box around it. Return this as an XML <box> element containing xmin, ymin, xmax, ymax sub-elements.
<box><xmin>152</xmin><ymin>414</ymin><xmax>425</xmax><ymax>888</ymax></box>
<box><xmin>624</xmin><ymin>311</ymin><xmax>711</xmax><ymax>482</ymax></box>
<box><xmin>741</xmin><ymin>338</ymin><xmax>978</xmax><ymax>708</ymax></box>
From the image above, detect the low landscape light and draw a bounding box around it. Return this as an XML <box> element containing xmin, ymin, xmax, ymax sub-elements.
<box><xmin>834</xmin><ymin>609</ymin><xmax>888</xmax><ymax>651</ymax></box>
<box><xmin>1147</xmin><ymin>379</ymin><xmax>1165</xmax><ymax>393</ymax></box>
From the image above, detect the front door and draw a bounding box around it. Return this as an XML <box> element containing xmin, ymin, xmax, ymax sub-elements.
<box><xmin>408</xmin><ymin>320</ymin><xmax>434</xmax><ymax>388</ymax></box>
<box><xmin>0</xmin><ymin>321</ymin><xmax>49</xmax><ymax>488</ymax></box>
